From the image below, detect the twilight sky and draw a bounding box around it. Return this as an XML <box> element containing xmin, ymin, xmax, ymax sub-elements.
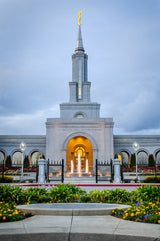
<box><xmin>0</xmin><ymin>0</ymin><xmax>160</xmax><ymax>135</ymax></box>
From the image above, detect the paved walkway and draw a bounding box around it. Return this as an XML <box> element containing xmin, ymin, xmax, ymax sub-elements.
<box><xmin>0</xmin><ymin>215</ymin><xmax>160</xmax><ymax>241</ymax></box>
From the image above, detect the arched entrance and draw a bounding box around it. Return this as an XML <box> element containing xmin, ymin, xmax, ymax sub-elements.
<box><xmin>66</xmin><ymin>136</ymin><xmax>93</xmax><ymax>173</ymax></box>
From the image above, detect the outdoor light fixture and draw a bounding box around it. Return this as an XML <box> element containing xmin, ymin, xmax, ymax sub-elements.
<box><xmin>133</xmin><ymin>142</ymin><xmax>139</xmax><ymax>180</ymax></box>
<box><xmin>20</xmin><ymin>142</ymin><xmax>26</xmax><ymax>182</ymax></box>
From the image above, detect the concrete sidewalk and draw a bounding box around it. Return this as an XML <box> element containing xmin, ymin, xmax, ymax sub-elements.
<box><xmin>0</xmin><ymin>215</ymin><xmax>160</xmax><ymax>241</ymax></box>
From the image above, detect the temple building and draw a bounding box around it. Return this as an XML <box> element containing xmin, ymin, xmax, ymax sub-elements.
<box><xmin>0</xmin><ymin>24</ymin><xmax>160</xmax><ymax>170</ymax></box>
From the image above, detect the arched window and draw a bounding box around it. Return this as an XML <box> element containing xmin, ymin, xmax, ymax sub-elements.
<box><xmin>120</xmin><ymin>151</ymin><xmax>130</xmax><ymax>165</ymax></box>
<box><xmin>75</xmin><ymin>113</ymin><xmax>85</xmax><ymax>119</ymax></box>
<box><xmin>30</xmin><ymin>151</ymin><xmax>41</xmax><ymax>165</ymax></box>
<box><xmin>137</xmin><ymin>151</ymin><xmax>148</xmax><ymax>165</ymax></box>
<box><xmin>74</xmin><ymin>146</ymin><xmax>86</xmax><ymax>171</ymax></box>
<box><xmin>156</xmin><ymin>151</ymin><xmax>160</xmax><ymax>165</ymax></box>
<box><xmin>12</xmin><ymin>151</ymin><xmax>22</xmax><ymax>165</ymax></box>
<box><xmin>0</xmin><ymin>151</ymin><xmax>5</xmax><ymax>164</ymax></box>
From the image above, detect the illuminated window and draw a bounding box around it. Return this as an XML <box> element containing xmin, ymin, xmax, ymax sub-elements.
<box><xmin>74</xmin><ymin>146</ymin><xmax>86</xmax><ymax>158</ymax></box>
<box><xmin>78</xmin><ymin>60</ymin><xmax>82</xmax><ymax>99</ymax></box>
<box><xmin>75</xmin><ymin>113</ymin><xmax>84</xmax><ymax>118</ymax></box>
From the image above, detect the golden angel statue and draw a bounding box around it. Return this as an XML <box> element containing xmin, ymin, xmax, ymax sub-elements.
<box><xmin>77</xmin><ymin>8</ymin><xmax>86</xmax><ymax>26</ymax></box>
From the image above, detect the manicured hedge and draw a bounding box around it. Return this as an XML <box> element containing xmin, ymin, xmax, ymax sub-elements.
<box><xmin>0</xmin><ymin>175</ymin><xmax>13</xmax><ymax>183</ymax></box>
<box><xmin>143</xmin><ymin>176</ymin><xmax>160</xmax><ymax>183</ymax></box>
<box><xmin>0</xmin><ymin>184</ymin><xmax>160</xmax><ymax>204</ymax></box>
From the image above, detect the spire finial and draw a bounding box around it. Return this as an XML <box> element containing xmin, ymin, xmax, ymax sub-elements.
<box><xmin>75</xmin><ymin>25</ymin><xmax>84</xmax><ymax>52</ymax></box>
<box><xmin>77</xmin><ymin>8</ymin><xmax>85</xmax><ymax>26</ymax></box>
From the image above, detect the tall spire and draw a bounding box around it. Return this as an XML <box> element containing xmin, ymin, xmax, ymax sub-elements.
<box><xmin>75</xmin><ymin>26</ymin><xmax>84</xmax><ymax>52</ymax></box>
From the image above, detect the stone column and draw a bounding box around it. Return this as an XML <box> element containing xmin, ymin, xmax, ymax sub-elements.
<box><xmin>38</xmin><ymin>159</ymin><xmax>46</xmax><ymax>183</ymax></box>
<box><xmin>114</xmin><ymin>159</ymin><xmax>121</xmax><ymax>183</ymax></box>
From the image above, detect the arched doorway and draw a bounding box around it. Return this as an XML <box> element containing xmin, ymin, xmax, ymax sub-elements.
<box><xmin>66</xmin><ymin>136</ymin><xmax>93</xmax><ymax>173</ymax></box>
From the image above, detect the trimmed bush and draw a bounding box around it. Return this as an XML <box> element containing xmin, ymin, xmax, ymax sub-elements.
<box><xmin>143</xmin><ymin>176</ymin><xmax>160</xmax><ymax>183</ymax></box>
<box><xmin>0</xmin><ymin>175</ymin><xmax>13</xmax><ymax>183</ymax></box>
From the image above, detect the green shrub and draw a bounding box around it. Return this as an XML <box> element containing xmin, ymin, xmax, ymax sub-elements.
<box><xmin>132</xmin><ymin>185</ymin><xmax>160</xmax><ymax>202</ymax></box>
<box><xmin>0</xmin><ymin>185</ymin><xmax>27</xmax><ymax>204</ymax></box>
<box><xmin>143</xmin><ymin>176</ymin><xmax>160</xmax><ymax>183</ymax></box>
<box><xmin>0</xmin><ymin>175</ymin><xmax>13</xmax><ymax>183</ymax></box>
<box><xmin>25</xmin><ymin>187</ymin><xmax>49</xmax><ymax>202</ymax></box>
<box><xmin>0</xmin><ymin>184</ymin><xmax>159</xmax><ymax>206</ymax></box>
<box><xmin>89</xmin><ymin>188</ymin><xmax>131</xmax><ymax>203</ymax></box>
<box><xmin>89</xmin><ymin>189</ymin><xmax>104</xmax><ymax>202</ymax></box>
<box><xmin>103</xmin><ymin>188</ymin><xmax>131</xmax><ymax>203</ymax></box>
<box><xmin>49</xmin><ymin>184</ymin><xmax>87</xmax><ymax>203</ymax></box>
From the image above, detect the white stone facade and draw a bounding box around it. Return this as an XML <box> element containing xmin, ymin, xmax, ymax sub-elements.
<box><xmin>46</xmin><ymin>118</ymin><xmax>114</xmax><ymax>171</ymax></box>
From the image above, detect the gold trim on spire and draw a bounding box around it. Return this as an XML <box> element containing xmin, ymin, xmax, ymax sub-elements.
<box><xmin>77</xmin><ymin>8</ymin><xmax>86</xmax><ymax>26</ymax></box>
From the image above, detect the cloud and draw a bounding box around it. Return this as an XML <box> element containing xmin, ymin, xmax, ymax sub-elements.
<box><xmin>0</xmin><ymin>105</ymin><xmax>59</xmax><ymax>134</ymax></box>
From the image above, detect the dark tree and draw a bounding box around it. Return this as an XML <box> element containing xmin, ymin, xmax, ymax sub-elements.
<box><xmin>24</xmin><ymin>155</ymin><xmax>29</xmax><ymax>168</ymax></box>
<box><xmin>130</xmin><ymin>153</ymin><xmax>136</xmax><ymax>167</ymax></box>
<box><xmin>5</xmin><ymin>155</ymin><xmax>12</xmax><ymax>167</ymax></box>
<box><xmin>148</xmin><ymin>154</ymin><xmax>155</xmax><ymax>167</ymax></box>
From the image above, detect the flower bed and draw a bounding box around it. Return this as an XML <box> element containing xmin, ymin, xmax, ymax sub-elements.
<box><xmin>0</xmin><ymin>202</ymin><xmax>32</xmax><ymax>222</ymax></box>
<box><xmin>112</xmin><ymin>201</ymin><xmax>160</xmax><ymax>224</ymax></box>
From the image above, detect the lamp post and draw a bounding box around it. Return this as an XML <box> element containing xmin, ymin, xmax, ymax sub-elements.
<box><xmin>20</xmin><ymin>142</ymin><xmax>26</xmax><ymax>182</ymax></box>
<box><xmin>133</xmin><ymin>142</ymin><xmax>139</xmax><ymax>180</ymax></box>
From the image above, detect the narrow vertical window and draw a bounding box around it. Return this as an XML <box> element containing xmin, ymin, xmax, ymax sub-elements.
<box><xmin>78</xmin><ymin>59</ymin><xmax>82</xmax><ymax>99</ymax></box>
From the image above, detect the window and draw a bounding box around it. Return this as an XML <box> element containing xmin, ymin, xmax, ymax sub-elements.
<box><xmin>75</xmin><ymin>113</ymin><xmax>84</xmax><ymax>118</ymax></box>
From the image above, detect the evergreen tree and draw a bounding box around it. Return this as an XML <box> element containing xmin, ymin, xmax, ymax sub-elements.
<box><xmin>24</xmin><ymin>155</ymin><xmax>29</xmax><ymax>168</ymax></box>
<box><xmin>148</xmin><ymin>154</ymin><xmax>155</xmax><ymax>167</ymax></box>
<box><xmin>130</xmin><ymin>153</ymin><xmax>136</xmax><ymax>167</ymax></box>
<box><xmin>5</xmin><ymin>155</ymin><xmax>12</xmax><ymax>167</ymax></box>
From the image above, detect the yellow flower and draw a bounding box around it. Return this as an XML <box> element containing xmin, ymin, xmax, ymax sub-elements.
<box><xmin>158</xmin><ymin>220</ymin><xmax>160</xmax><ymax>224</ymax></box>
<box><xmin>9</xmin><ymin>214</ymin><xmax>12</xmax><ymax>216</ymax></box>
<box><xmin>0</xmin><ymin>214</ymin><xmax>2</xmax><ymax>217</ymax></box>
<box><xmin>3</xmin><ymin>216</ymin><xmax>6</xmax><ymax>220</ymax></box>
<box><xmin>27</xmin><ymin>203</ymin><xmax>29</xmax><ymax>205</ymax></box>
<box><xmin>131</xmin><ymin>213</ymin><xmax>134</xmax><ymax>217</ymax></box>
